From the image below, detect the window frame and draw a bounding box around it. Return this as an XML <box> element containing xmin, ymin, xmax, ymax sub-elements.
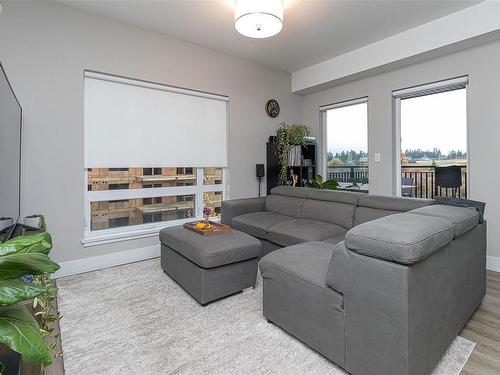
<box><xmin>392</xmin><ymin>76</ymin><xmax>469</xmax><ymax>197</ymax></box>
<box><xmin>82</xmin><ymin>167</ymin><xmax>227</xmax><ymax>247</ymax></box>
<box><xmin>319</xmin><ymin>97</ymin><xmax>369</xmax><ymax>191</ymax></box>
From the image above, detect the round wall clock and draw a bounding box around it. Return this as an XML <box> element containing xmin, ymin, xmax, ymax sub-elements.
<box><xmin>266</xmin><ymin>99</ymin><xmax>280</xmax><ymax>118</ymax></box>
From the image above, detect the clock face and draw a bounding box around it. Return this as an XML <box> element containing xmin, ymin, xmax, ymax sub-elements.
<box><xmin>266</xmin><ymin>99</ymin><xmax>280</xmax><ymax>118</ymax></box>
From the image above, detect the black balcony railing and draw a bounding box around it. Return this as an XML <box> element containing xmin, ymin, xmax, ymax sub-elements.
<box><xmin>401</xmin><ymin>165</ymin><xmax>467</xmax><ymax>199</ymax></box>
<box><xmin>327</xmin><ymin>165</ymin><xmax>468</xmax><ymax>199</ymax></box>
<box><xmin>327</xmin><ymin>165</ymin><xmax>369</xmax><ymax>183</ymax></box>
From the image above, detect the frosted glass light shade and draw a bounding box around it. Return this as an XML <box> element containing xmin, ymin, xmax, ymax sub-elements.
<box><xmin>234</xmin><ymin>0</ymin><xmax>284</xmax><ymax>39</ymax></box>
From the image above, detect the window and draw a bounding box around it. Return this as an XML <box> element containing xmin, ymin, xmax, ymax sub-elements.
<box><xmin>109</xmin><ymin>168</ymin><xmax>129</xmax><ymax>172</ymax></box>
<box><xmin>89</xmin><ymin>191</ymin><xmax>197</xmax><ymax>231</ymax></box>
<box><xmin>320</xmin><ymin>98</ymin><xmax>368</xmax><ymax>192</ymax></box>
<box><xmin>394</xmin><ymin>77</ymin><xmax>468</xmax><ymax>199</ymax></box>
<box><xmin>83</xmin><ymin>71</ymin><xmax>228</xmax><ymax>245</ymax></box>
<box><xmin>108</xmin><ymin>217</ymin><xmax>129</xmax><ymax>229</ymax></box>
<box><xmin>109</xmin><ymin>183</ymin><xmax>129</xmax><ymax>190</ymax></box>
<box><xmin>143</xmin><ymin>213</ymin><xmax>162</xmax><ymax>224</ymax></box>
<box><xmin>86</xmin><ymin>168</ymin><xmax>223</xmax><ymax>237</ymax></box>
<box><xmin>204</xmin><ymin>167</ymin><xmax>223</xmax><ymax>185</ymax></box>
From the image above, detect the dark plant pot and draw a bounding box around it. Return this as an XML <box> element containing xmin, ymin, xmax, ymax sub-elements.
<box><xmin>0</xmin><ymin>343</ymin><xmax>21</xmax><ymax>375</ymax></box>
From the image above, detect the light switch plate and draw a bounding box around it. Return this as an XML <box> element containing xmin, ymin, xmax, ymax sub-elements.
<box><xmin>374</xmin><ymin>153</ymin><xmax>381</xmax><ymax>162</ymax></box>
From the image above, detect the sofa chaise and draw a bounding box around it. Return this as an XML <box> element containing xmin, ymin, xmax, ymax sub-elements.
<box><xmin>221</xmin><ymin>186</ymin><xmax>486</xmax><ymax>375</ymax></box>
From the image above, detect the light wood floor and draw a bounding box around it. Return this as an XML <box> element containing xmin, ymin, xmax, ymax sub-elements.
<box><xmin>460</xmin><ymin>270</ymin><xmax>500</xmax><ymax>375</ymax></box>
<box><xmin>46</xmin><ymin>270</ymin><xmax>500</xmax><ymax>375</ymax></box>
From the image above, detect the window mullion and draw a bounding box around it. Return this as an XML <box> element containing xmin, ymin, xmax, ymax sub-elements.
<box><xmin>195</xmin><ymin>168</ymin><xmax>204</xmax><ymax>218</ymax></box>
<box><xmin>87</xmin><ymin>185</ymin><xmax>200</xmax><ymax>202</ymax></box>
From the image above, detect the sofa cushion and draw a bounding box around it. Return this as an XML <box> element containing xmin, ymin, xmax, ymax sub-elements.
<box><xmin>232</xmin><ymin>212</ymin><xmax>294</xmax><ymax>239</ymax></box>
<box><xmin>159</xmin><ymin>226</ymin><xmax>261</xmax><ymax>268</ymax></box>
<box><xmin>265</xmin><ymin>195</ymin><xmax>305</xmax><ymax>218</ymax></box>
<box><xmin>323</xmin><ymin>234</ymin><xmax>347</xmax><ymax>246</ymax></box>
<box><xmin>345</xmin><ymin>213</ymin><xmax>454</xmax><ymax>265</ymax></box>
<box><xmin>306</xmin><ymin>189</ymin><xmax>364</xmax><ymax>205</ymax></box>
<box><xmin>270</xmin><ymin>186</ymin><xmax>309</xmax><ymax>198</ymax></box>
<box><xmin>353</xmin><ymin>207</ymin><xmax>400</xmax><ymax>226</ymax></box>
<box><xmin>259</xmin><ymin>241</ymin><xmax>343</xmax><ymax>309</ymax></box>
<box><xmin>268</xmin><ymin>219</ymin><xmax>347</xmax><ymax>247</ymax></box>
<box><xmin>409</xmin><ymin>204</ymin><xmax>479</xmax><ymax>238</ymax></box>
<box><xmin>358</xmin><ymin>195</ymin><xmax>432</xmax><ymax>211</ymax></box>
<box><xmin>301</xmin><ymin>199</ymin><xmax>356</xmax><ymax>229</ymax></box>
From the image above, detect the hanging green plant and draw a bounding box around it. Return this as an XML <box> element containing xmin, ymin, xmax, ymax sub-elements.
<box><xmin>273</xmin><ymin>123</ymin><xmax>290</xmax><ymax>185</ymax></box>
<box><xmin>288</xmin><ymin>124</ymin><xmax>310</xmax><ymax>146</ymax></box>
<box><xmin>273</xmin><ymin>123</ymin><xmax>310</xmax><ymax>185</ymax></box>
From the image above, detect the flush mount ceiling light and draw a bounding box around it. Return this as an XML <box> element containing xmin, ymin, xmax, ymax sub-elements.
<box><xmin>234</xmin><ymin>0</ymin><xmax>284</xmax><ymax>39</ymax></box>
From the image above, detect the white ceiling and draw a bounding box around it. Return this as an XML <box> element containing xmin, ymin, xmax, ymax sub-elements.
<box><xmin>61</xmin><ymin>0</ymin><xmax>482</xmax><ymax>73</ymax></box>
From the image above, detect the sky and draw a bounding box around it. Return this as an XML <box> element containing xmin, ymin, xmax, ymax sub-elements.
<box><xmin>326</xmin><ymin>88</ymin><xmax>467</xmax><ymax>155</ymax></box>
<box><xmin>400</xmin><ymin>89</ymin><xmax>466</xmax><ymax>154</ymax></box>
<box><xmin>327</xmin><ymin>102</ymin><xmax>367</xmax><ymax>155</ymax></box>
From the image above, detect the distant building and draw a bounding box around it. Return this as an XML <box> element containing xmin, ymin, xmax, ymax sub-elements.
<box><xmin>417</xmin><ymin>156</ymin><xmax>431</xmax><ymax>161</ymax></box>
<box><xmin>88</xmin><ymin>167</ymin><xmax>222</xmax><ymax>231</ymax></box>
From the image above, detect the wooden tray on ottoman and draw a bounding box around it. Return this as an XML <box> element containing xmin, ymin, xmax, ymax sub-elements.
<box><xmin>183</xmin><ymin>221</ymin><xmax>231</xmax><ymax>235</ymax></box>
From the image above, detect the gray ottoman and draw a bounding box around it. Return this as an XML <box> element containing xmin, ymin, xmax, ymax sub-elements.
<box><xmin>159</xmin><ymin>226</ymin><xmax>261</xmax><ymax>305</ymax></box>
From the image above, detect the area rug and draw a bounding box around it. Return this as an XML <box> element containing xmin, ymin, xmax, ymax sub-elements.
<box><xmin>57</xmin><ymin>258</ymin><xmax>475</xmax><ymax>375</ymax></box>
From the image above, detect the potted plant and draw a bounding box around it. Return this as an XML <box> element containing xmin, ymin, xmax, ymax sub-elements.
<box><xmin>23</xmin><ymin>214</ymin><xmax>46</xmax><ymax>231</ymax></box>
<box><xmin>0</xmin><ymin>231</ymin><xmax>61</xmax><ymax>373</ymax></box>
<box><xmin>0</xmin><ymin>217</ymin><xmax>14</xmax><ymax>232</ymax></box>
<box><xmin>307</xmin><ymin>174</ymin><xmax>339</xmax><ymax>190</ymax></box>
<box><xmin>273</xmin><ymin>123</ymin><xmax>310</xmax><ymax>185</ymax></box>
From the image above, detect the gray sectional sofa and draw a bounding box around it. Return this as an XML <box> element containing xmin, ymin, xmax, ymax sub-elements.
<box><xmin>221</xmin><ymin>186</ymin><xmax>486</xmax><ymax>375</ymax></box>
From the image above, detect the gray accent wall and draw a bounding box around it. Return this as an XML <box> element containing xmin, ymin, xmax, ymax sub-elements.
<box><xmin>0</xmin><ymin>1</ymin><xmax>301</xmax><ymax>263</ymax></box>
<box><xmin>302</xmin><ymin>39</ymin><xmax>500</xmax><ymax>259</ymax></box>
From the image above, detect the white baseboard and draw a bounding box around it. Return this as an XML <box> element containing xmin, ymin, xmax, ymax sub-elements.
<box><xmin>487</xmin><ymin>256</ymin><xmax>500</xmax><ymax>273</ymax></box>
<box><xmin>54</xmin><ymin>244</ymin><xmax>160</xmax><ymax>279</ymax></box>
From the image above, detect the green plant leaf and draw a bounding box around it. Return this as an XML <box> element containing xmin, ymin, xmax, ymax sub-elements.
<box><xmin>0</xmin><ymin>253</ymin><xmax>60</xmax><ymax>281</ymax></box>
<box><xmin>0</xmin><ymin>279</ymin><xmax>46</xmax><ymax>305</ymax></box>
<box><xmin>322</xmin><ymin>180</ymin><xmax>339</xmax><ymax>190</ymax></box>
<box><xmin>0</xmin><ymin>233</ymin><xmax>53</xmax><ymax>257</ymax></box>
<box><xmin>287</xmin><ymin>124</ymin><xmax>310</xmax><ymax>146</ymax></box>
<box><xmin>0</xmin><ymin>304</ymin><xmax>52</xmax><ymax>365</ymax></box>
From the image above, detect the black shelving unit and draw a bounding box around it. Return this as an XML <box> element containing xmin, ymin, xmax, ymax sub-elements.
<box><xmin>266</xmin><ymin>137</ymin><xmax>316</xmax><ymax>195</ymax></box>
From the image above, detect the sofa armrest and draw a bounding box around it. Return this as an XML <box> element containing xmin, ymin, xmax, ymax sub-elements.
<box><xmin>221</xmin><ymin>197</ymin><xmax>266</xmax><ymax>226</ymax></box>
<box><xmin>326</xmin><ymin>223</ymin><xmax>486</xmax><ymax>375</ymax></box>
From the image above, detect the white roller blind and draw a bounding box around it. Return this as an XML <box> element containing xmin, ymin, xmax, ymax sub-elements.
<box><xmin>392</xmin><ymin>76</ymin><xmax>468</xmax><ymax>99</ymax></box>
<box><xmin>84</xmin><ymin>72</ymin><xmax>228</xmax><ymax>168</ymax></box>
<box><xmin>319</xmin><ymin>97</ymin><xmax>368</xmax><ymax>112</ymax></box>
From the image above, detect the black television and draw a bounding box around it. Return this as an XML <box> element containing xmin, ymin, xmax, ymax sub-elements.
<box><xmin>0</xmin><ymin>62</ymin><xmax>22</xmax><ymax>241</ymax></box>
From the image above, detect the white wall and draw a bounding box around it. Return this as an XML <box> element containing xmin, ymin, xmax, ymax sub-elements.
<box><xmin>302</xmin><ymin>39</ymin><xmax>500</xmax><ymax>259</ymax></box>
<box><xmin>0</xmin><ymin>1</ymin><xmax>301</xmax><ymax>263</ymax></box>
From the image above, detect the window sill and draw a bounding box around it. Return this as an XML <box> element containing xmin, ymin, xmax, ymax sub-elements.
<box><xmin>81</xmin><ymin>217</ymin><xmax>221</xmax><ymax>247</ymax></box>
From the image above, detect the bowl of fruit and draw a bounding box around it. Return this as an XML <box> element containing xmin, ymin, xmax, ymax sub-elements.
<box><xmin>195</xmin><ymin>221</ymin><xmax>214</xmax><ymax>231</ymax></box>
